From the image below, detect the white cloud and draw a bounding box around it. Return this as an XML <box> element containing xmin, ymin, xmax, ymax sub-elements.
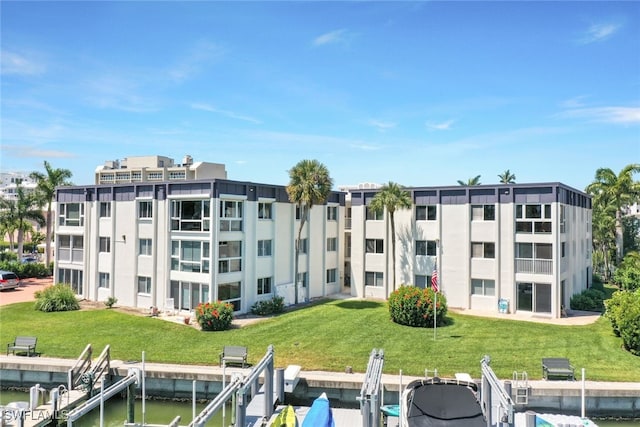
<box><xmin>1</xmin><ymin>50</ymin><xmax>45</xmax><ymax>75</ymax></box>
<box><xmin>560</xmin><ymin>96</ymin><xmax>590</xmax><ymax>109</ymax></box>
<box><xmin>167</xmin><ymin>41</ymin><xmax>224</xmax><ymax>83</ymax></box>
<box><xmin>580</xmin><ymin>23</ymin><xmax>621</xmax><ymax>44</ymax></box>
<box><xmin>313</xmin><ymin>29</ymin><xmax>347</xmax><ymax>46</ymax></box>
<box><xmin>350</xmin><ymin>143</ymin><xmax>382</xmax><ymax>151</ymax></box>
<box><xmin>368</xmin><ymin>119</ymin><xmax>396</xmax><ymax>132</ymax></box>
<box><xmin>426</xmin><ymin>119</ymin><xmax>455</xmax><ymax>131</ymax></box>
<box><xmin>560</xmin><ymin>106</ymin><xmax>640</xmax><ymax>124</ymax></box>
<box><xmin>83</xmin><ymin>75</ymin><xmax>158</xmax><ymax>112</ymax></box>
<box><xmin>191</xmin><ymin>103</ymin><xmax>262</xmax><ymax>124</ymax></box>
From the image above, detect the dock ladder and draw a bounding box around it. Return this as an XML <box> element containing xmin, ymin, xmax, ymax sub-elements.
<box><xmin>512</xmin><ymin>371</ymin><xmax>529</xmax><ymax>405</ymax></box>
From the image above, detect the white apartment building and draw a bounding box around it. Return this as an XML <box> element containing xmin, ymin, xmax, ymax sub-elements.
<box><xmin>0</xmin><ymin>172</ymin><xmax>37</xmax><ymax>201</ymax></box>
<box><xmin>54</xmin><ymin>178</ymin><xmax>344</xmax><ymax>314</ymax></box>
<box><xmin>55</xmin><ymin>155</ymin><xmax>592</xmax><ymax>319</ymax></box>
<box><xmin>95</xmin><ymin>155</ymin><xmax>227</xmax><ymax>185</ymax></box>
<box><xmin>344</xmin><ymin>183</ymin><xmax>592</xmax><ymax>318</ymax></box>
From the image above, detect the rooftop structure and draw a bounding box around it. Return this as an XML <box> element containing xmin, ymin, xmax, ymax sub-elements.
<box><xmin>94</xmin><ymin>155</ymin><xmax>227</xmax><ymax>185</ymax></box>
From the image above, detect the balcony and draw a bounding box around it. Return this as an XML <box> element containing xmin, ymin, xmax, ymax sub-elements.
<box><xmin>515</xmin><ymin>258</ymin><xmax>553</xmax><ymax>275</ymax></box>
<box><xmin>345</xmin><ymin>218</ymin><xmax>352</xmax><ymax>230</ymax></box>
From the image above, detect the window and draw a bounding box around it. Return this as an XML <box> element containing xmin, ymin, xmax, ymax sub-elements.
<box><xmin>220</xmin><ymin>200</ymin><xmax>243</xmax><ymax>231</ymax></box>
<box><xmin>299</xmin><ymin>238</ymin><xmax>308</xmax><ymax>254</ymax></box>
<box><xmin>59</xmin><ymin>203</ymin><xmax>84</xmax><ymax>226</ymax></box>
<box><xmin>471</xmin><ymin>242</ymin><xmax>495</xmax><ymax>258</ymax></box>
<box><xmin>365</xmin><ymin>271</ymin><xmax>384</xmax><ymax>287</ymax></box>
<box><xmin>170</xmin><ymin>281</ymin><xmax>209</xmax><ymax>311</ymax></box>
<box><xmin>561</xmin><ymin>242</ymin><xmax>566</xmax><ymax>258</ymax></box>
<box><xmin>139</xmin><ymin>238</ymin><xmax>152</xmax><ymax>256</ymax></box>
<box><xmin>258</xmin><ymin>202</ymin><xmax>272</xmax><ymax>220</ymax></box>
<box><xmin>560</xmin><ymin>205</ymin><xmax>566</xmax><ymax>233</ymax></box>
<box><xmin>139</xmin><ymin>201</ymin><xmax>153</xmax><ymax>219</ymax></box>
<box><xmin>219</xmin><ymin>281</ymin><xmax>241</xmax><ymax>311</ymax></box>
<box><xmin>471</xmin><ymin>205</ymin><xmax>495</xmax><ymax>221</ymax></box>
<box><xmin>297</xmin><ymin>271</ymin><xmax>308</xmax><ymax>288</ymax></box>
<box><xmin>171</xmin><ymin>240</ymin><xmax>210</xmax><ymax>273</ymax></box>
<box><xmin>415</xmin><ymin>275</ymin><xmax>427</xmax><ymax>288</ymax></box>
<box><xmin>168</xmin><ymin>171</ymin><xmax>186</xmax><ymax>180</ymax></box>
<box><xmin>99</xmin><ymin>202</ymin><xmax>111</xmax><ymax>218</ymax></box>
<box><xmin>327</xmin><ymin>206</ymin><xmax>338</xmax><ymax>221</ymax></box>
<box><xmin>258</xmin><ymin>277</ymin><xmax>272</xmax><ymax>295</ymax></box>
<box><xmin>415</xmin><ymin>240</ymin><xmax>437</xmax><ymax>256</ymax></box>
<box><xmin>471</xmin><ymin>279</ymin><xmax>495</xmax><ymax>296</ymax></box>
<box><xmin>137</xmin><ymin>276</ymin><xmax>152</xmax><ymax>294</ymax></box>
<box><xmin>517</xmin><ymin>282</ymin><xmax>551</xmax><ymax>313</ymax></box>
<box><xmin>415</xmin><ymin>205</ymin><xmax>436</xmax><ymax>221</ymax></box>
<box><xmin>326</xmin><ymin>268</ymin><xmax>337</xmax><ymax>283</ymax></box>
<box><xmin>258</xmin><ymin>239</ymin><xmax>272</xmax><ymax>257</ymax></box>
<box><xmin>98</xmin><ymin>272</ymin><xmax>110</xmax><ymax>289</ymax></box>
<box><xmin>57</xmin><ymin>268</ymin><xmax>83</xmax><ymax>294</ymax></box>
<box><xmin>58</xmin><ymin>235</ymin><xmax>84</xmax><ymax>263</ymax></box>
<box><xmin>327</xmin><ymin>237</ymin><xmax>337</xmax><ymax>252</ymax></box>
<box><xmin>366</xmin><ymin>239</ymin><xmax>384</xmax><ymax>254</ymax></box>
<box><xmin>218</xmin><ymin>241</ymin><xmax>242</xmax><ymax>273</ymax></box>
<box><xmin>516</xmin><ymin>204</ymin><xmax>551</xmax><ymax>234</ymax></box>
<box><xmin>99</xmin><ymin>237</ymin><xmax>111</xmax><ymax>253</ymax></box>
<box><xmin>171</xmin><ymin>200</ymin><xmax>210</xmax><ymax>231</ymax></box>
<box><xmin>366</xmin><ymin>207</ymin><xmax>383</xmax><ymax>221</ymax></box>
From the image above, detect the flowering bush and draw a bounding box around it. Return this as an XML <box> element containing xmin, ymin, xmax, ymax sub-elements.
<box><xmin>195</xmin><ymin>301</ymin><xmax>234</xmax><ymax>331</ymax></box>
<box><xmin>388</xmin><ymin>285</ymin><xmax>448</xmax><ymax>328</ymax></box>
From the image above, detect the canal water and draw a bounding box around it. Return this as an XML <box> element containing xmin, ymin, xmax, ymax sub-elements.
<box><xmin>1</xmin><ymin>390</ymin><xmax>636</xmax><ymax>426</ymax></box>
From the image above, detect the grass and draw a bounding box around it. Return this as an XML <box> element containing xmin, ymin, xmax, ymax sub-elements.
<box><xmin>1</xmin><ymin>299</ymin><xmax>638</xmax><ymax>382</ymax></box>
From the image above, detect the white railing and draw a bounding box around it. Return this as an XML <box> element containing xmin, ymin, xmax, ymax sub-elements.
<box><xmin>515</xmin><ymin>258</ymin><xmax>553</xmax><ymax>275</ymax></box>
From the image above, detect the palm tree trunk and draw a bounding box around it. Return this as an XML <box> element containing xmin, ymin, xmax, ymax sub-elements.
<box><xmin>615</xmin><ymin>210</ymin><xmax>623</xmax><ymax>264</ymax></box>
<box><xmin>390</xmin><ymin>212</ymin><xmax>396</xmax><ymax>291</ymax></box>
<box><xmin>45</xmin><ymin>203</ymin><xmax>52</xmax><ymax>265</ymax></box>
<box><xmin>294</xmin><ymin>204</ymin><xmax>306</xmax><ymax>305</ymax></box>
<box><xmin>17</xmin><ymin>227</ymin><xmax>24</xmax><ymax>260</ymax></box>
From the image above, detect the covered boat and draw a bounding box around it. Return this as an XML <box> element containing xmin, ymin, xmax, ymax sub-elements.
<box><xmin>302</xmin><ymin>392</ymin><xmax>335</xmax><ymax>427</ymax></box>
<box><xmin>400</xmin><ymin>378</ymin><xmax>486</xmax><ymax>427</ymax></box>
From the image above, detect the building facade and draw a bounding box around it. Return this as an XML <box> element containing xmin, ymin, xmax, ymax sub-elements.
<box><xmin>54</xmin><ymin>179</ymin><xmax>345</xmax><ymax>314</ymax></box>
<box><xmin>55</xmin><ymin>157</ymin><xmax>592</xmax><ymax>319</ymax></box>
<box><xmin>345</xmin><ymin>183</ymin><xmax>592</xmax><ymax>318</ymax></box>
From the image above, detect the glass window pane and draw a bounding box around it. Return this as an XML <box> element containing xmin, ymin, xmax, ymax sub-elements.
<box><xmin>471</xmin><ymin>279</ymin><xmax>483</xmax><ymax>294</ymax></box>
<box><xmin>535</xmin><ymin>283</ymin><xmax>551</xmax><ymax>313</ymax></box>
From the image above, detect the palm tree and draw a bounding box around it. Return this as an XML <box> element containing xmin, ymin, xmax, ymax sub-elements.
<box><xmin>0</xmin><ymin>185</ymin><xmax>45</xmax><ymax>259</ymax></box>
<box><xmin>30</xmin><ymin>161</ymin><xmax>73</xmax><ymax>265</ymax></box>
<box><xmin>498</xmin><ymin>170</ymin><xmax>516</xmax><ymax>184</ymax></box>
<box><xmin>457</xmin><ymin>175</ymin><xmax>481</xmax><ymax>186</ymax></box>
<box><xmin>286</xmin><ymin>159</ymin><xmax>333</xmax><ymax>304</ymax></box>
<box><xmin>369</xmin><ymin>182</ymin><xmax>412</xmax><ymax>292</ymax></box>
<box><xmin>586</xmin><ymin>164</ymin><xmax>640</xmax><ymax>264</ymax></box>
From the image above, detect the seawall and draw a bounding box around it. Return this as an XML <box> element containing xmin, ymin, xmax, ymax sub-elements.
<box><xmin>1</xmin><ymin>356</ymin><xmax>638</xmax><ymax>417</ymax></box>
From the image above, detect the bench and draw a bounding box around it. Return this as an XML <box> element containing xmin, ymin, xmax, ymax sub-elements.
<box><xmin>542</xmin><ymin>357</ymin><xmax>575</xmax><ymax>380</ymax></box>
<box><xmin>220</xmin><ymin>345</ymin><xmax>248</xmax><ymax>367</ymax></box>
<box><xmin>7</xmin><ymin>336</ymin><xmax>37</xmax><ymax>357</ymax></box>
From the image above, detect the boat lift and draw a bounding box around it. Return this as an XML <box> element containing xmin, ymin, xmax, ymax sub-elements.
<box><xmin>480</xmin><ymin>355</ymin><xmax>515</xmax><ymax>427</ymax></box>
<box><xmin>358</xmin><ymin>348</ymin><xmax>385</xmax><ymax>427</ymax></box>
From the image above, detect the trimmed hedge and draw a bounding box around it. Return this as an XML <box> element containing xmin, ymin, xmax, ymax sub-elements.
<box><xmin>251</xmin><ymin>296</ymin><xmax>285</xmax><ymax>316</ymax></box>
<box><xmin>388</xmin><ymin>285</ymin><xmax>448</xmax><ymax>328</ymax></box>
<box><xmin>605</xmin><ymin>289</ymin><xmax>640</xmax><ymax>355</ymax></box>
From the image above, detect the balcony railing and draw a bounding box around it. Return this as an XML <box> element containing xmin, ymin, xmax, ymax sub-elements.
<box><xmin>345</xmin><ymin>218</ymin><xmax>352</xmax><ymax>230</ymax></box>
<box><xmin>515</xmin><ymin>258</ymin><xmax>553</xmax><ymax>275</ymax></box>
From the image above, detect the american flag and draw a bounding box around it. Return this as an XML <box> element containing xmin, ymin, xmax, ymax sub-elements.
<box><xmin>431</xmin><ymin>270</ymin><xmax>438</xmax><ymax>293</ymax></box>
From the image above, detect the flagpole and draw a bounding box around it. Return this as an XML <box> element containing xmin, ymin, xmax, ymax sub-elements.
<box><xmin>433</xmin><ymin>238</ymin><xmax>440</xmax><ymax>341</ymax></box>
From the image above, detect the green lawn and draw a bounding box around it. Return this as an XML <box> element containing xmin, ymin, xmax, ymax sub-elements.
<box><xmin>1</xmin><ymin>299</ymin><xmax>638</xmax><ymax>381</ymax></box>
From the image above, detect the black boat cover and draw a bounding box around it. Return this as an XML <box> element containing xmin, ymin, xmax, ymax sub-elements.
<box><xmin>405</xmin><ymin>379</ymin><xmax>486</xmax><ymax>427</ymax></box>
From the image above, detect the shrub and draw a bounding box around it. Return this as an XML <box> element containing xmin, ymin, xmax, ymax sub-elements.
<box><xmin>612</xmin><ymin>252</ymin><xmax>640</xmax><ymax>291</ymax></box>
<box><xmin>569</xmin><ymin>288</ymin><xmax>605</xmax><ymax>312</ymax></box>
<box><xmin>104</xmin><ymin>296</ymin><xmax>118</xmax><ymax>308</ymax></box>
<box><xmin>195</xmin><ymin>301</ymin><xmax>234</xmax><ymax>331</ymax></box>
<box><xmin>605</xmin><ymin>289</ymin><xmax>640</xmax><ymax>355</ymax></box>
<box><xmin>34</xmin><ymin>284</ymin><xmax>80</xmax><ymax>312</ymax></box>
<box><xmin>0</xmin><ymin>251</ymin><xmax>18</xmax><ymax>262</ymax></box>
<box><xmin>0</xmin><ymin>260</ymin><xmax>52</xmax><ymax>278</ymax></box>
<box><xmin>251</xmin><ymin>296</ymin><xmax>285</xmax><ymax>316</ymax></box>
<box><xmin>388</xmin><ymin>285</ymin><xmax>447</xmax><ymax>328</ymax></box>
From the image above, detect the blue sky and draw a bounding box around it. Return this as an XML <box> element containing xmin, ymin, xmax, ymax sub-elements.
<box><xmin>1</xmin><ymin>1</ymin><xmax>639</xmax><ymax>191</ymax></box>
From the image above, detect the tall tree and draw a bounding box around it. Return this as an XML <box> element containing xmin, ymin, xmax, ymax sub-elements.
<box><xmin>369</xmin><ymin>182</ymin><xmax>412</xmax><ymax>292</ymax></box>
<box><xmin>286</xmin><ymin>159</ymin><xmax>333</xmax><ymax>304</ymax></box>
<box><xmin>586</xmin><ymin>164</ymin><xmax>640</xmax><ymax>264</ymax></box>
<box><xmin>457</xmin><ymin>175</ymin><xmax>481</xmax><ymax>186</ymax></box>
<box><xmin>498</xmin><ymin>170</ymin><xmax>516</xmax><ymax>184</ymax></box>
<box><xmin>0</xmin><ymin>185</ymin><xmax>45</xmax><ymax>259</ymax></box>
<box><xmin>30</xmin><ymin>161</ymin><xmax>73</xmax><ymax>265</ymax></box>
